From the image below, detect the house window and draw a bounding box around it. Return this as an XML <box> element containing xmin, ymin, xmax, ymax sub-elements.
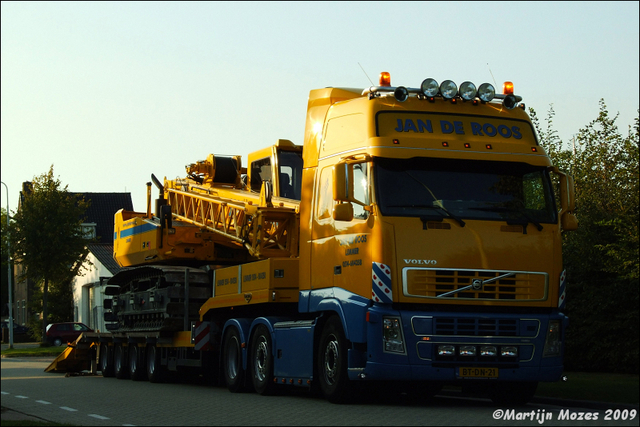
<box><xmin>81</xmin><ymin>223</ymin><xmax>97</xmax><ymax>239</ymax></box>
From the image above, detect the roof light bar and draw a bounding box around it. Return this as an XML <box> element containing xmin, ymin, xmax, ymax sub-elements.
<box><xmin>361</xmin><ymin>72</ymin><xmax>522</xmax><ymax>107</ymax></box>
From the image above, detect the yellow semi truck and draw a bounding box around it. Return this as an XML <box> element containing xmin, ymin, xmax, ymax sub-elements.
<box><xmin>88</xmin><ymin>73</ymin><xmax>577</xmax><ymax>404</ymax></box>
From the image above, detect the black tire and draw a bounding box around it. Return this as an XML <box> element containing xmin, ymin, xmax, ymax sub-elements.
<box><xmin>222</xmin><ymin>327</ymin><xmax>246</xmax><ymax>392</ymax></box>
<box><xmin>53</xmin><ymin>337</ymin><xmax>63</xmax><ymax>347</ymax></box>
<box><xmin>114</xmin><ymin>344</ymin><xmax>129</xmax><ymax>379</ymax></box>
<box><xmin>129</xmin><ymin>345</ymin><xmax>147</xmax><ymax>381</ymax></box>
<box><xmin>250</xmin><ymin>325</ymin><xmax>277</xmax><ymax>395</ymax></box>
<box><xmin>99</xmin><ymin>343</ymin><xmax>114</xmax><ymax>377</ymax></box>
<box><xmin>489</xmin><ymin>381</ymin><xmax>538</xmax><ymax>405</ymax></box>
<box><xmin>146</xmin><ymin>345</ymin><xmax>167</xmax><ymax>383</ymax></box>
<box><xmin>317</xmin><ymin>316</ymin><xmax>353</xmax><ymax>403</ymax></box>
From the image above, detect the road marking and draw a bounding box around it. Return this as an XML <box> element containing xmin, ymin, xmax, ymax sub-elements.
<box><xmin>36</xmin><ymin>400</ymin><xmax>52</xmax><ymax>405</ymax></box>
<box><xmin>15</xmin><ymin>395</ymin><xmax>29</xmax><ymax>399</ymax></box>
<box><xmin>1</xmin><ymin>392</ymin><xmax>9</xmax><ymax>395</ymax></box>
<box><xmin>88</xmin><ymin>414</ymin><xmax>110</xmax><ymax>420</ymax></box>
<box><xmin>60</xmin><ymin>406</ymin><xmax>78</xmax><ymax>412</ymax></box>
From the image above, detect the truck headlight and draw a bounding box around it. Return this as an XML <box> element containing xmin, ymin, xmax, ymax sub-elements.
<box><xmin>459</xmin><ymin>345</ymin><xmax>476</xmax><ymax>356</ymax></box>
<box><xmin>383</xmin><ymin>317</ymin><xmax>405</xmax><ymax>353</ymax></box>
<box><xmin>500</xmin><ymin>346</ymin><xmax>518</xmax><ymax>357</ymax></box>
<box><xmin>480</xmin><ymin>345</ymin><xmax>497</xmax><ymax>357</ymax></box>
<box><xmin>543</xmin><ymin>320</ymin><xmax>562</xmax><ymax>357</ymax></box>
<box><xmin>437</xmin><ymin>345</ymin><xmax>455</xmax><ymax>356</ymax></box>
<box><xmin>478</xmin><ymin>83</ymin><xmax>495</xmax><ymax>102</ymax></box>
<box><xmin>459</xmin><ymin>81</ymin><xmax>477</xmax><ymax>101</ymax></box>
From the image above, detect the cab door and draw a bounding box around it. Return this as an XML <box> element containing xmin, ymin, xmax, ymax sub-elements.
<box><xmin>310</xmin><ymin>162</ymin><xmax>338</xmax><ymax>290</ymax></box>
<box><xmin>310</xmin><ymin>159</ymin><xmax>373</xmax><ymax>299</ymax></box>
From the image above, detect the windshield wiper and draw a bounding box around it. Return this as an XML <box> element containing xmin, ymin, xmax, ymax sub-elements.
<box><xmin>401</xmin><ymin>171</ymin><xmax>466</xmax><ymax>227</ymax></box>
<box><xmin>424</xmin><ymin>205</ymin><xmax>466</xmax><ymax>228</ymax></box>
<box><xmin>388</xmin><ymin>205</ymin><xmax>465</xmax><ymax>228</ymax></box>
<box><xmin>470</xmin><ymin>206</ymin><xmax>543</xmax><ymax>233</ymax></box>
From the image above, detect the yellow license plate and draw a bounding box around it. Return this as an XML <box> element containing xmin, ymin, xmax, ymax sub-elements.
<box><xmin>457</xmin><ymin>367</ymin><xmax>499</xmax><ymax>378</ymax></box>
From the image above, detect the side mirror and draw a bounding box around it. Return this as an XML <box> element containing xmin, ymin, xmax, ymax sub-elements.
<box><xmin>561</xmin><ymin>213</ymin><xmax>578</xmax><ymax>231</ymax></box>
<box><xmin>333</xmin><ymin>163</ymin><xmax>349</xmax><ymax>202</ymax></box>
<box><xmin>333</xmin><ymin>203</ymin><xmax>354</xmax><ymax>222</ymax></box>
<box><xmin>551</xmin><ymin>167</ymin><xmax>578</xmax><ymax>232</ymax></box>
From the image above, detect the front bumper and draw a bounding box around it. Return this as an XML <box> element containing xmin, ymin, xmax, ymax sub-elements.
<box><xmin>353</xmin><ymin>306</ymin><xmax>567</xmax><ymax>383</ymax></box>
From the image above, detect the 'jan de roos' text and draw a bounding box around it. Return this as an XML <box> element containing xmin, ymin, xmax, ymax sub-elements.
<box><xmin>394</xmin><ymin>118</ymin><xmax>522</xmax><ymax>139</ymax></box>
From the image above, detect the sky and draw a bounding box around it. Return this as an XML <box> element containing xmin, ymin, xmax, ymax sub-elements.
<box><xmin>2</xmin><ymin>1</ymin><xmax>639</xmax><ymax>214</ymax></box>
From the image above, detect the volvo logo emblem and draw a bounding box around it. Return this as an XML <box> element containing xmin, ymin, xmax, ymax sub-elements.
<box><xmin>472</xmin><ymin>279</ymin><xmax>484</xmax><ymax>290</ymax></box>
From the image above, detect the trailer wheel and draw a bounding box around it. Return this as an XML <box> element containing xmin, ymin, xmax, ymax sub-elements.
<box><xmin>489</xmin><ymin>381</ymin><xmax>538</xmax><ymax>405</ymax></box>
<box><xmin>250</xmin><ymin>325</ymin><xmax>276</xmax><ymax>395</ymax></box>
<box><xmin>147</xmin><ymin>345</ymin><xmax>166</xmax><ymax>383</ymax></box>
<box><xmin>99</xmin><ymin>343</ymin><xmax>114</xmax><ymax>377</ymax></box>
<box><xmin>129</xmin><ymin>345</ymin><xmax>147</xmax><ymax>381</ymax></box>
<box><xmin>317</xmin><ymin>316</ymin><xmax>352</xmax><ymax>403</ymax></box>
<box><xmin>222</xmin><ymin>327</ymin><xmax>246</xmax><ymax>392</ymax></box>
<box><xmin>114</xmin><ymin>344</ymin><xmax>129</xmax><ymax>379</ymax></box>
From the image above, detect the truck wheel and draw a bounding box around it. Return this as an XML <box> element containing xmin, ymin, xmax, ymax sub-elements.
<box><xmin>99</xmin><ymin>343</ymin><xmax>114</xmax><ymax>377</ymax></box>
<box><xmin>129</xmin><ymin>345</ymin><xmax>146</xmax><ymax>381</ymax></box>
<box><xmin>222</xmin><ymin>327</ymin><xmax>246</xmax><ymax>392</ymax></box>
<box><xmin>489</xmin><ymin>381</ymin><xmax>538</xmax><ymax>405</ymax></box>
<box><xmin>250</xmin><ymin>325</ymin><xmax>276</xmax><ymax>395</ymax></box>
<box><xmin>317</xmin><ymin>316</ymin><xmax>352</xmax><ymax>403</ymax></box>
<box><xmin>147</xmin><ymin>345</ymin><xmax>166</xmax><ymax>383</ymax></box>
<box><xmin>114</xmin><ymin>344</ymin><xmax>129</xmax><ymax>379</ymax></box>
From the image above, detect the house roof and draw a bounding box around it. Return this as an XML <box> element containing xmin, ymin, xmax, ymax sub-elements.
<box><xmin>77</xmin><ymin>193</ymin><xmax>134</xmax><ymax>243</ymax></box>
<box><xmin>87</xmin><ymin>243</ymin><xmax>123</xmax><ymax>275</ymax></box>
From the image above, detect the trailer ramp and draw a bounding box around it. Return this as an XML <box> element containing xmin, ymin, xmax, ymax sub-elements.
<box><xmin>44</xmin><ymin>334</ymin><xmax>96</xmax><ymax>373</ymax></box>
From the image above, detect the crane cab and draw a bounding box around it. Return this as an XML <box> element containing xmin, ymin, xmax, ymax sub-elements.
<box><xmin>247</xmin><ymin>139</ymin><xmax>303</xmax><ymax>201</ymax></box>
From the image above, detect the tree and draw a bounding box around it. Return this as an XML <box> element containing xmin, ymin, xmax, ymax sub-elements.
<box><xmin>531</xmin><ymin>102</ymin><xmax>639</xmax><ymax>373</ymax></box>
<box><xmin>11</xmin><ymin>166</ymin><xmax>92</xmax><ymax>342</ymax></box>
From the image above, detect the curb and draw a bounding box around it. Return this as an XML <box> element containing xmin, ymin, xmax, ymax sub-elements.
<box><xmin>1</xmin><ymin>406</ymin><xmax>53</xmax><ymax>423</ymax></box>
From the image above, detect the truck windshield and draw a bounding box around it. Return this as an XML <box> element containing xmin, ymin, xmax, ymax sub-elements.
<box><xmin>374</xmin><ymin>157</ymin><xmax>557</xmax><ymax>224</ymax></box>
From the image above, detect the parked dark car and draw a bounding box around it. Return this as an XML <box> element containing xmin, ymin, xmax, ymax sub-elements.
<box><xmin>1</xmin><ymin>321</ymin><xmax>28</xmax><ymax>333</ymax></box>
<box><xmin>45</xmin><ymin>322</ymin><xmax>93</xmax><ymax>346</ymax></box>
<box><xmin>1</xmin><ymin>321</ymin><xmax>31</xmax><ymax>343</ymax></box>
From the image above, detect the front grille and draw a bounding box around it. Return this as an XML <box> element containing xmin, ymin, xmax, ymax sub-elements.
<box><xmin>403</xmin><ymin>268</ymin><xmax>547</xmax><ymax>301</ymax></box>
<box><xmin>434</xmin><ymin>317</ymin><xmax>517</xmax><ymax>336</ymax></box>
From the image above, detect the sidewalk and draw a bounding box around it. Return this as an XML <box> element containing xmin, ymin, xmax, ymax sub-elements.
<box><xmin>1</xmin><ymin>406</ymin><xmax>52</xmax><ymax>423</ymax></box>
<box><xmin>1</xmin><ymin>341</ymin><xmax>42</xmax><ymax>351</ymax></box>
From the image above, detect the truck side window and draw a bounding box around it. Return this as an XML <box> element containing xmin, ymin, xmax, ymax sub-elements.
<box><xmin>352</xmin><ymin>162</ymin><xmax>370</xmax><ymax>220</ymax></box>
<box><xmin>278</xmin><ymin>151</ymin><xmax>303</xmax><ymax>200</ymax></box>
<box><xmin>250</xmin><ymin>157</ymin><xmax>271</xmax><ymax>193</ymax></box>
<box><xmin>316</xmin><ymin>166</ymin><xmax>333</xmax><ymax>220</ymax></box>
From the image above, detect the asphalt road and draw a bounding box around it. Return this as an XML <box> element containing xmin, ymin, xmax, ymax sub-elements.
<box><xmin>2</xmin><ymin>356</ymin><xmax>638</xmax><ymax>426</ymax></box>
